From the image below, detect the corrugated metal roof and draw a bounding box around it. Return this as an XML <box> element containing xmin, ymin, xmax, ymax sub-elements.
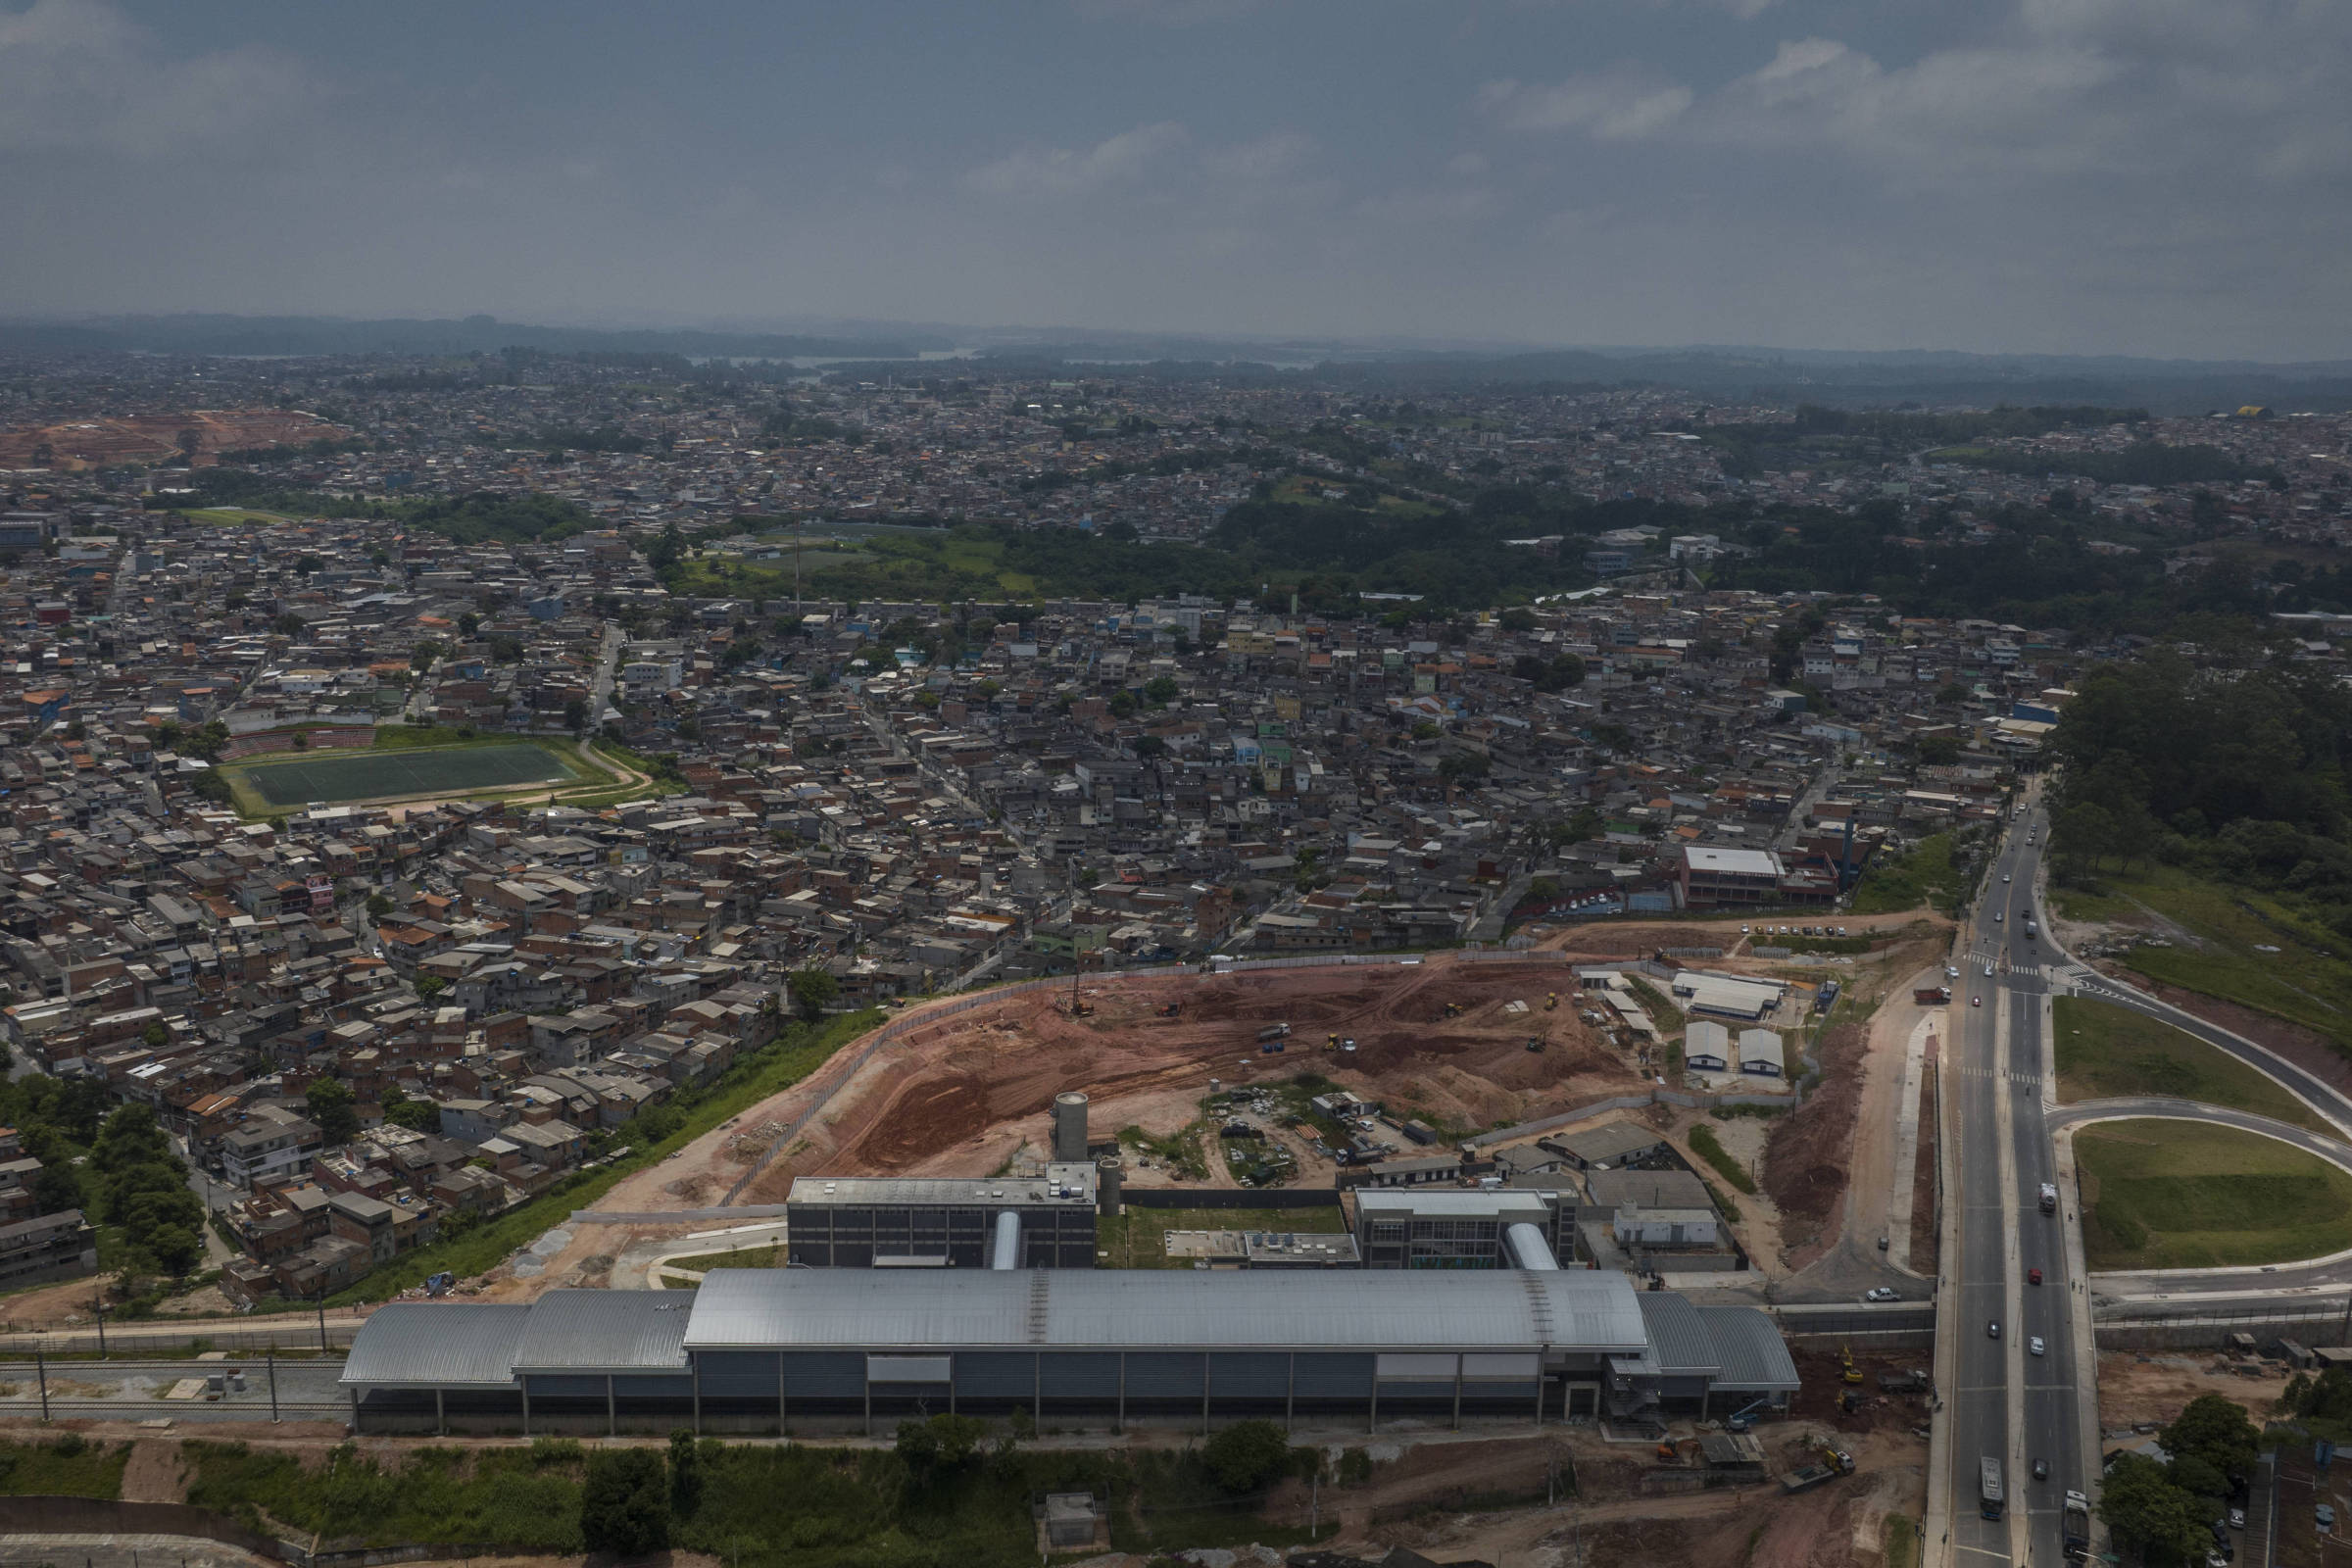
<box><xmin>340</xmin><ymin>1303</ymin><xmax>527</xmax><ymax>1388</ymax></box>
<box><xmin>513</xmin><ymin>1289</ymin><xmax>692</xmax><ymax>1372</ymax></box>
<box><xmin>684</xmin><ymin>1268</ymin><xmax>1649</xmax><ymax>1354</ymax></box>
<box><xmin>1639</xmin><ymin>1291</ymin><xmax>1723</xmax><ymax>1376</ymax></box>
<box><xmin>1697</xmin><ymin>1305</ymin><xmax>1802</xmax><ymax>1391</ymax></box>
<box><xmin>1354</xmin><ymin>1190</ymin><xmax>1551</xmax><ymax>1218</ymax></box>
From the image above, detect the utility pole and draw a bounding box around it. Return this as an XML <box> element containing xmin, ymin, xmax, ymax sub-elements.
<box><xmin>268</xmin><ymin>1348</ymin><xmax>279</xmax><ymax>1423</ymax></box>
<box><xmin>93</xmin><ymin>1299</ymin><xmax>107</xmax><ymax>1358</ymax></box>
<box><xmin>36</xmin><ymin>1348</ymin><xmax>47</xmax><ymax>1421</ymax></box>
<box><xmin>317</xmin><ymin>1292</ymin><xmax>328</xmax><ymax>1351</ymax></box>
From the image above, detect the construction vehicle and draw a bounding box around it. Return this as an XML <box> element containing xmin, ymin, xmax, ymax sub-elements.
<box><xmin>1525</xmin><ymin>1036</ymin><xmax>1544</xmax><ymax>1054</ymax></box>
<box><xmin>1725</xmin><ymin>1396</ymin><xmax>1772</xmax><ymax>1433</ymax></box>
<box><xmin>1256</xmin><ymin>1023</ymin><xmax>1291</xmax><ymax>1044</ymax></box>
<box><xmin>1655</xmin><ymin>1437</ymin><xmax>1698</xmax><ymax>1463</ymax></box>
<box><xmin>1782</xmin><ymin>1464</ymin><xmax>1838</xmax><ymax>1494</ymax></box>
<box><xmin>1838</xmin><ymin>1345</ymin><xmax>1864</xmax><ymax>1385</ymax></box>
<box><xmin>1544</xmin><ymin>992</ymin><xmax>1558</xmax><ymax>1011</ymax></box>
<box><xmin>1444</xmin><ymin>1002</ymin><xmax>1464</xmax><ymax>1017</ymax></box>
<box><xmin>1817</xmin><ymin>1441</ymin><xmax>1856</xmax><ymax>1475</ymax></box>
<box><xmin>1159</xmin><ymin>1002</ymin><xmax>1183</xmax><ymax>1017</ymax></box>
<box><xmin>1327</xmin><ymin>1033</ymin><xmax>1341</xmax><ymax>1051</ymax></box>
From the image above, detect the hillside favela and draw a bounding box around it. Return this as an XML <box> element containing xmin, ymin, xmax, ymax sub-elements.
<box><xmin>1</xmin><ymin>5</ymin><xmax>2349</xmax><ymax>1568</ymax></box>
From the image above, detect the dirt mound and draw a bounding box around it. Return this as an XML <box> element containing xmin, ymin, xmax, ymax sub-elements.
<box><xmin>1765</xmin><ymin>1023</ymin><xmax>1868</xmax><ymax>1266</ymax></box>
<box><xmin>0</xmin><ymin>409</ymin><xmax>343</xmax><ymax>470</ymax></box>
<box><xmin>740</xmin><ymin>956</ymin><xmax>1640</xmax><ymax>1202</ymax></box>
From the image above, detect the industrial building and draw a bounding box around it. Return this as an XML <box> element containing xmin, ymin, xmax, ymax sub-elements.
<box><xmin>1355</xmin><ymin>1188</ymin><xmax>1577</xmax><ymax>1270</ymax></box>
<box><xmin>338</xmin><ymin>1266</ymin><xmax>1797</xmax><ymax>1436</ymax></box>
<box><xmin>784</xmin><ymin>1165</ymin><xmax>1103</xmax><ymax>1269</ymax></box>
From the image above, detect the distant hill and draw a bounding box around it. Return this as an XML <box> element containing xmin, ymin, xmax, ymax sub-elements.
<box><xmin>0</xmin><ymin>314</ymin><xmax>947</xmax><ymax>361</ymax></box>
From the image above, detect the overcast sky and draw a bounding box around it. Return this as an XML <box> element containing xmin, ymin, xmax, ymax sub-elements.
<box><xmin>3</xmin><ymin>0</ymin><xmax>2346</xmax><ymax>360</ymax></box>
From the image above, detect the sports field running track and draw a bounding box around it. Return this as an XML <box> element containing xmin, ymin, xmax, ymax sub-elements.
<box><xmin>237</xmin><ymin>744</ymin><xmax>573</xmax><ymax>807</ymax></box>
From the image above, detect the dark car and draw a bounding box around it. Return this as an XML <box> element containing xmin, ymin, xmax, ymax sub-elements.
<box><xmin>2033</xmin><ymin>1457</ymin><xmax>2049</xmax><ymax>1481</ymax></box>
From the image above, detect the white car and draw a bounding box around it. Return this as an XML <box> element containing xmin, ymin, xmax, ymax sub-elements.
<box><xmin>2002</xmin><ymin>873</ymin><xmax>2012</xmax><ymax>883</ymax></box>
<box><xmin>2028</xmin><ymin>1336</ymin><xmax>2046</xmax><ymax>1356</ymax></box>
<box><xmin>1984</xmin><ymin>962</ymin><xmax>1995</xmax><ymax>977</ymax></box>
<box><xmin>1863</xmin><ymin>1287</ymin><xmax>1900</xmax><ymax>1302</ymax></box>
<box><xmin>1945</xmin><ymin>965</ymin><xmax>1959</xmax><ymax>979</ymax></box>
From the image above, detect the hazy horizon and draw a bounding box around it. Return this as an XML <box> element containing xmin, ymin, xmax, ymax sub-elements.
<box><xmin>4</xmin><ymin>0</ymin><xmax>2346</xmax><ymax>362</ymax></box>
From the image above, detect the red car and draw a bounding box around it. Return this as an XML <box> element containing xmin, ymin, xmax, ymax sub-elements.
<box><xmin>1972</xmin><ymin>996</ymin><xmax>1982</xmax><ymax>1006</ymax></box>
<box><xmin>2029</xmin><ymin>1267</ymin><xmax>2043</xmax><ymax>1285</ymax></box>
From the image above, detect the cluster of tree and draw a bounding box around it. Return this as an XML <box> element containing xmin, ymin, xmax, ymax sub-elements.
<box><xmin>155</xmin><ymin>718</ymin><xmax>231</xmax><ymax>760</ymax></box>
<box><xmin>85</xmin><ymin>1104</ymin><xmax>207</xmax><ymax>1277</ymax></box>
<box><xmin>214</xmin><ymin>436</ymin><xmax>383</xmax><ymax>466</ymax></box>
<box><xmin>1711</xmin><ymin>497</ymin><xmax>2282</xmax><ymax>631</ymax></box>
<box><xmin>0</xmin><ymin>1073</ymin><xmax>112</xmax><ymax>1218</ymax></box>
<box><xmin>1945</xmin><ymin>440</ymin><xmax>2278</xmax><ymax>488</ymax></box>
<box><xmin>1512</xmin><ymin>652</ymin><xmax>1587</xmax><ymax>692</ymax></box>
<box><xmin>1693</xmin><ymin>403</ymin><xmax>2142</xmax><ymax>479</ymax></box>
<box><xmin>2049</xmin><ymin>650</ymin><xmax>2352</xmax><ymax>932</ymax></box>
<box><xmin>154</xmin><ymin>467</ymin><xmax>594</xmax><ymax>548</ymax></box>
<box><xmin>2097</xmin><ymin>1395</ymin><xmax>2258</xmax><ymax>1562</ymax></box>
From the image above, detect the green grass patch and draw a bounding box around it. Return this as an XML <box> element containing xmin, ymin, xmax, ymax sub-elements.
<box><xmin>1625</xmin><ymin>977</ymin><xmax>1685</xmax><ymax>1032</ymax></box>
<box><xmin>1850</xmin><ymin>833</ymin><xmax>1963</xmax><ymax>916</ymax></box>
<box><xmin>1094</xmin><ymin>1203</ymin><xmax>1346</xmax><ymax>1268</ymax></box>
<box><xmin>184</xmin><ymin>1432</ymin><xmax>1310</xmax><ymax>1565</ymax></box>
<box><xmin>0</xmin><ymin>1436</ymin><xmax>130</xmax><ymax>1497</ymax></box>
<box><xmin>186</xmin><ymin>1440</ymin><xmax>586</xmax><ymax>1550</ymax></box>
<box><xmin>2082</xmin><ymin>867</ymin><xmax>2352</xmax><ymax>1057</ymax></box>
<box><xmin>2076</xmin><ymin>1117</ymin><xmax>2352</xmax><ymax>1269</ymax></box>
<box><xmin>1116</xmin><ymin>1121</ymin><xmax>1211</xmax><ymax>1181</ymax></box>
<box><xmin>1687</xmin><ymin>1124</ymin><xmax>1758</xmax><ymax>1195</ymax></box>
<box><xmin>664</xmin><ymin>1244</ymin><xmax>779</xmax><ymax>1272</ymax></box>
<box><xmin>183</xmin><ymin>507</ymin><xmax>297</xmax><ymax>525</ymax></box>
<box><xmin>323</xmin><ymin>1011</ymin><xmax>882</xmax><ymax>1305</ymax></box>
<box><xmin>2052</xmin><ymin>996</ymin><xmax>2332</xmax><ymax>1134</ymax></box>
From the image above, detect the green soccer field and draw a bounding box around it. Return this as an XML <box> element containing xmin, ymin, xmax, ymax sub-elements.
<box><xmin>236</xmin><ymin>744</ymin><xmax>575</xmax><ymax>807</ymax></box>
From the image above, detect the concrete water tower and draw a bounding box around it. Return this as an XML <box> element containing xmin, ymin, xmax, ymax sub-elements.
<box><xmin>1097</xmin><ymin>1156</ymin><xmax>1123</xmax><ymax>1216</ymax></box>
<box><xmin>1053</xmin><ymin>1092</ymin><xmax>1090</xmax><ymax>1163</ymax></box>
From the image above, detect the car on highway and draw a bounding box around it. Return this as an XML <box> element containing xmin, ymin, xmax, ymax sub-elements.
<box><xmin>1984</xmin><ymin>962</ymin><xmax>1995</xmax><ymax>977</ymax></box>
<box><xmin>2029</xmin><ymin>1336</ymin><xmax>2046</xmax><ymax>1356</ymax></box>
<box><xmin>2029</xmin><ymin>1267</ymin><xmax>2042</xmax><ymax>1285</ymax></box>
<box><xmin>1864</xmin><ymin>1287</ymin><xmax>1900</xmax><ymax>1301</ymax></box>
<box><xmin>1987</xmin><ymin>1320</ymin><xmax>2001</xmax><ymax>1339</ymax></box>
<box><xmin>1972</xmin><ymin>997</ymin><xmax>1982</xmax><ymax>1006</ymax></box>
<box><xmin>2033</xmin><ymin>1457</ymin><xmax>2049</xmax><ymax>1481</ymax></box>
<box><xmin>1946</xmin><ymin>964</ymin><xmax>1960</xmax><ymax>979</ymax></box>
<box><xmin>2003</xmin><ymin>873</ymin><xmax>2012</xmax><ymax>883</ymax></box>
<box><xmin>1993</xmin><ymin>910</ymin><xmax>2004</xmax><ymax>923</ymax></box>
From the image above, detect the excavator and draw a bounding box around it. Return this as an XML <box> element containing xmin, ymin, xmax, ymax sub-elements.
<box><xmin>1544</xmin><ymin>992</ymin><xmax>1558</xmax><ymax>1011</ymax></box>
<box><xmin>1839</xmin><ymin>1345</ymin><xmax>1864</xmax><ymax>1386</ymax></box>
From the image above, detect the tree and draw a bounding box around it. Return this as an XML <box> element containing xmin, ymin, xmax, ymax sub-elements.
<box><xmin>141</xmin><ymin>1021</ymin><xmax>169</xmax><ymax>1049</ymax></box>
<box><xmin>788</xmin><ymin>969</ymin><xmax>839</xmax><ymax>1023</ymax></box>
<box><xmin>411</xmin><ymin>639</ymin><xmax>444</xmax><ymax>674</ymax></box>
<box><xmin>646</xmin><ymin>521</ymin><xmax>687</xmax><ymax>574</ymax></box>
<box><xmin>416</xmin><ymin>975</ymin><xmax>447</xmax><ymax>1000</ymax></box>
<box><xmin>2098</xmin><ymin>1451</ymin><xmax>2210</xmax><ymax>1563</ymax></box>
<box><xmin>2161</xmin><ymin>1394</ymin><xmax>2259</xmax><ymax>1482</ymax></box>
<box><xmin>1144</xmin><ymin>675</ymin><xmax>1179</xmax><ymax>707</ymax></box>
<box><xmin>565</xmin><ymin>698</ymin><xmax>590</xmax><ymax>732</ymax></box>
<box><xmin>894</xmin><ymin>1412</ymin><xmax>988</xmax><ymax>1477</ymax></box>
<box><xmin>367</xmin><ymin>893</ymin><xmax>394</xmax><ymax>920</ymax></box>
<box><xmin>667</xmin><ymin>1429</ymin><xmax>704</xmax><ymax>1518</ymax></box>
<box><xmin>385</xmin><ymin>1097</ymin><xmax>440</xmax><ymax>1134</ymax></box>
<box><xmin>1497</xmin><ymin>607</ymin><xmax>1537</xmax><ymax>632</ymax></box>
<box><xmin>1200</xmin><ymin>1419</ymin><xmax>1294</xmax><ymax>1492</ymax></box>
<box><xmin>306</xmin><ymin>1077</ymin><xmax>360</xmax><ymax>1146</ymax></box>
<box><xmin>579</xmin><ymin>1447</ymin><xmax>670</xmax><ymax>1555</ymax></box>
<box><xmin>1437</xmin><ymin>752</ymin><xmax>1491</xmax><ymax>786</ymax></box>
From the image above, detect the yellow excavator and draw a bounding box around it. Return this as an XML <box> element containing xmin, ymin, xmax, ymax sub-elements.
<box><xmin>1839</xmin><ymin>1345</ymin><xmax>1864</xmax><ymax>1386</ymax></box>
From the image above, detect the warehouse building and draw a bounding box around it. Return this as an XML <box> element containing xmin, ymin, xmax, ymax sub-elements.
<box><xmin>339</xmin><ymin>1267</ymin><xmax>1796</xmax><ymax>1436</ymax></box>
<box><xmin>1354</xmin><ymin>1188</ymin><xmax>1577</xmax><ymax>1270</ymax></box>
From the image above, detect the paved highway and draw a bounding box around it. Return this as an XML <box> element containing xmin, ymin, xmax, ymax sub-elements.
<box><xmin>1943</xmin><ymin>805</ymin><xmax>2087</xmax><ymax>1568</ymax></box>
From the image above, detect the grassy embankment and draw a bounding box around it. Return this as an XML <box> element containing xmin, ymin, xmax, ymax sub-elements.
<box><xmin>182</xmin><ymin>1434</ymin><xmax>1326</xmax><ymax>1563</ymax></box>
<box><xmin>0</xmin><ymin>1436</ymin><xmax>130</xmax><ymax>1497</ymax></box>
<box><xmin>2051</xmin><ymin>865</ymin><xmax>2352</xmax><ymax>1059</ymax></box>
<box><xmin>2052</xmin><ymin>996</ymin><xmax>2331</xmax><ymax>1135</ymax></box>
<box><xmin>323</xmin><ymin>1010</ymin><xmax>883</xmax><ymax>1305</ymax></box>
<box><xmin>2076</xmin><ymin>1117</ymin><xmax>2352</xmax><ymax>1270</ymax></box>
<box><xmin>1094</xmin><ymin>1204</ymin><xmax>1347</xmax><ymax>1268</ymax></box>
<box><xmin>1849</xmin><ymin>833</ymin><xmax>1964</xmax><ymax>917</ymax></box>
